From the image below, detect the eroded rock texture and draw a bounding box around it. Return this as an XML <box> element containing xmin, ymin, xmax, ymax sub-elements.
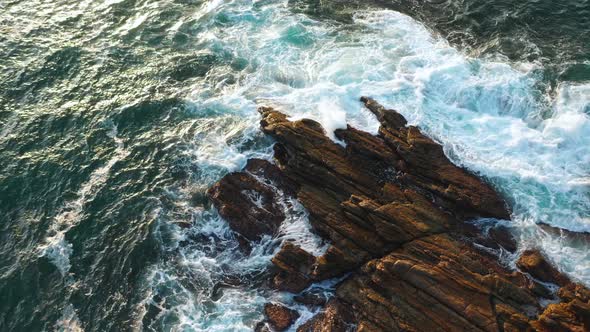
<box><xmin>207</xmin><ymin>97</ymin><xmax>590</xmax><ymax>331</ymax></box>
<box><xmin>264</xmin><ymin>303</ymin><xmax>300</xmax><ymax>332</ymax></box>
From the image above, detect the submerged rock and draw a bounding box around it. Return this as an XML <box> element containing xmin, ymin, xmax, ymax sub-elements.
<box><xmin>489</xmin><ymin>224</ymin><xmax>518</xmax><ymax>252</ymax></box>
<box><xmin>538</xmin><ymin>222</ymin><xmax>590</xmax><ymax>246</ymax></box>
<box><xmin>294</xmin><ymin>290</ymin><xmax>329</xmax><ymax>307</ymax></box>
<box><xmin>208</xmin><ymin>97</ymin><xmax>590</xmax><ymax>331</ymax></box>
<box><xmin>462</xmin><ymin>222</ymin><xmax>519</xmax><ymax>253</ymax></box>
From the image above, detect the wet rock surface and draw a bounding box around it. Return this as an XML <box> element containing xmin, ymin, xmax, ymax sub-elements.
<box><xmin>532</xmin><ymin>282</ymin><xmax>590</xmax><ymax>332</ymax></box>
<box><xmin>336</xmin><ymin>234</ymin><xmax>537</xmax><ymax>331</ymax></box>
<box><xmin>517</xmin><ymin>249</ymin><xmax>571</xmax><ymax>286</ymax></box>
<box><xmin>207</xmin><ymin>158</ymin><xmax>296</xmax><ymax>244</ymax></box>
<box><xmin>207</xmin><ymin>97</ymin><xmax>590</xmax><ymax>331</ymax></box>
<box><xmin>263</xmin><ymin>303</ymin><xmax>300</xmax><ymax>331</ymax></box>
<box><xmin>271</xmin><ymin>242</ymin><xmax>316</xmax><ymax>293</ymax></box>
<box><xmin>294</xmin><ymin>290</ymin><xmax>329</xmax><ymax>307</ymax></box>
<box><xmin>207</xmin><ymin>170</ymin><xmax>284</xmax><ymax>241</ymax></box>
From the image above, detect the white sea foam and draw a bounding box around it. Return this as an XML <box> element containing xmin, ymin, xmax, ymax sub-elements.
<box><xmin>55</xmin><ymin>304</ymin><xmax>84</xmax><ymax>332</ymax></box>
<box><xmin>183</xmin><ymin>3</ymin><xmax>589</xmax><ymax>232</ymax></box>
<box><xmin>277</xmin><ymin>197</ymin><xmax>328</xmax><ymax>256</ymax></box>
<box><xmin>188</xmin><ymin>113</ymin><xmax>272</xmax><ymax>184</ymax></box>
<box><xmin>137</xmin><ymin>214</ymin><xmax>277</xmax><ymax>331</ymax></box>
<box><xmin>137</xmin><ymin>165</ymin><xmax>327</xmax><ymax>331</ymax></box>
<box><xmin>40</xmin><ymin>124</ymin><xmax>129</xmax><ymax>330</ymax></box>
<box><xmin>140</xmin><ymin>0</ymin><xmax>590</xmax><ymax>329</ymax></box>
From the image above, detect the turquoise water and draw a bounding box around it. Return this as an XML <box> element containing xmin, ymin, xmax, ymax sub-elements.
<box><xmin>0</xmin><ymin>0</ymin><xmax>589</xmax><ymax>331</ymax></box>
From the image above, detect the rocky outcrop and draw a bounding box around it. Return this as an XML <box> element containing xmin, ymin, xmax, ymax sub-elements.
<box><xmin>296</xmin><ymin>299</ymin><xmax>355</xmax><ymax>332</ymax></box>
<box><xmin>207</xmin><ymin>97</ymin><xmax>590</xmax><ymax>331</ymax></box>
<box><xmin>336</xmin><ymin>234</ymin><xmax>536</xmax><ymax>331</ymax></box>
<box><xmin>255</xmin><ymin>97</ymin><xmax>510</xmax><ymax>288</ymax></box>
<box><xmin>358</xmin><ymin>97</ymin><xmax>510</xmax><ymax>220</ymax></box>
<box><xmin>531</xmin><ymin>283</ymin><xmax>590</xmax><ymax>331</ymax></box>
<box><xmin>263</xmin><ymin>303</ymin><xmax>300</xmax><ymax>331</ymax></box>
<box><xmin>517</xmin><ymin>249</ymin><xmax>571</xmax><ymax>286</ymax></box>
<box><xmin>207</xmin><ymin>158</ymin><xmax>297</xmax><ymax>249</ymax></box>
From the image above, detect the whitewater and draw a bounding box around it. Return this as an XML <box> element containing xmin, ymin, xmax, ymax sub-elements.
<box><xmin>81</xmin><ymin>0</ymin><xmax>590</xmax><ymax>331</ymax></box>
<box><xmin>4</xmin><ymin>0</ymin><xmax>585</xmax><ymax>330</ymax></box>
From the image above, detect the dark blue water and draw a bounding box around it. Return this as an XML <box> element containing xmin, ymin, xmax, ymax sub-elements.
<box><xmin>1</xmin><ymin>0</ymin><xmax>589</xmax><ymax>331</ymax></box>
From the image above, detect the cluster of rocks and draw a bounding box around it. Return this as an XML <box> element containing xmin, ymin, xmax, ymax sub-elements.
<box><xmin>207</xmin><ymin>97</ymin><xmax>590</xmax><ymax>331</ymax></box>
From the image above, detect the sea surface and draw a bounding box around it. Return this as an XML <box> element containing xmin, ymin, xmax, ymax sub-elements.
<box><xmin>0</xmin><ymin>0</ymin><xmax>589</xmax><ymax>331</ymax></box>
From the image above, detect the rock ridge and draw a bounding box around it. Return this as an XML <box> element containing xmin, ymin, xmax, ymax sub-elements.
<box><xmin>207</xmin><ymin>97</ymin><xmax>590</xmax><ymax>331</ymax></box>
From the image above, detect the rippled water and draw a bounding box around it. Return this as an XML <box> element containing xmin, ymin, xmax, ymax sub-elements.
<box><xmin>1</xmin><ymin>0</ymin><xmax>589</xmax><ymax>331</ymax></box>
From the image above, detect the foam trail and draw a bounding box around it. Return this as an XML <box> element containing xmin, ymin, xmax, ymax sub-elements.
<box><xmin>39</xmin><ymin>124</ymin><xmax>129</xmax><ymax>330</ymax></box>
<box><xmin>55</xmin><ymin>304</ymin><xmax>84</xmax><ymax>332</ymax></box>
<box><xmin>39</xmin><ymin>124</ymin><xmax>129</xmax><ymax>275</ymax></box>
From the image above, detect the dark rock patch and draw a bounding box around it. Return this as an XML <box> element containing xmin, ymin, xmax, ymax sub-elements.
<box><xmin>517</xmin><ymin>249</ymin><xmax>571</xmax><ymax>286</ymax></box>
<box><xmin>264</xmin><ymin>303</ymin><xmax>300</xmax><ymax>331</ymax></box>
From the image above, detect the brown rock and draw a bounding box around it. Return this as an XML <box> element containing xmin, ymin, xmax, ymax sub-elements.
<box><xmin>259</xmin><ymin>106</ymin><xmax>383</xmax><ymax>200</ymax></box>
<box><xmin>206</xmin><ymin>98</ymin><xmax>588</xmax><ymax>331</ymax></box>
<box><xmin>517</xmin><ymin>249</ymin><xmax>571</xmax><ymax>286</ymax></box>
<box><xmin>264</xmin><ymin>303</ymin><xmax>300</xmax><ymax>331</ymax></box>
<box><xmin>256</xmin><ymin>101</ymin><xmax>480</xmax><ymax>278</ymax></box>
<box><xmin>559</xmin><ymin>283</ymin><xmax>590</xmax><ymax>303</ymax></box>
<box><xmin>336</xmin><ymin>234</ymin><xmax>536</xmax><ymax>332</ymax></box>
<box><xmin>532</xmin><ymin>300</ymin><xmax>590</xmax><ymax>332</ymax></box>
<box><xmin>530</xmin><ymin>282</ymin><xmax>590</xmax><ymax>331</ymax></box>
<box><xmin>271</xmin><ymin>242</ymin><xmax>315</xmax><ymax>293</ymax></box>
<box><xmin>207</xmin><ymin>172</ymin><xmax>284</xmax><ymax>241</ymax></box>
<box><xmin>360</xmin><ymin>96</ymin><xmax>407</xmax><ymax>128</ymax></box>
<box><xmin>296</xmin><ymin>299</ymin><xmax>354</xmax><ymax>332</ymax></box>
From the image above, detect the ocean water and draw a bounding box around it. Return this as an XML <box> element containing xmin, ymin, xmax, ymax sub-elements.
<box><xmin>0</xmin><ymin>0</ymin><xmax>589</xmax><ymax>331</ymax></box>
